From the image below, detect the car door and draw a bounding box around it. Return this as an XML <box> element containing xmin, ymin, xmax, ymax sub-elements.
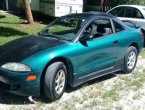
<box><xmin>76</xmin><ymin>18</ymin><xmax>118</xmax><ymax>77</ymax></box>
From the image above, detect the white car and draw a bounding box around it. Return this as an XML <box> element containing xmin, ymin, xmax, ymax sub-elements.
<box><xmin>107</xmin><ymin>5</ymin><xmax>145</xmax><ymax>30</ymax></box>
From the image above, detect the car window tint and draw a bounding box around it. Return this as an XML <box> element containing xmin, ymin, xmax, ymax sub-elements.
<box><xmin>83</xmin><ymin>19</ymin><xmax>113</xmax><ymax>39</ymax></box>
<box><xmin>132</xmin><ymin>8</ymin><xmax>144</xmax><ymax>19</ymax></box>
<box><xmin>124</xmin><ymin>7</ymin><xmax>133</xmax><ymax>18</ymax></box>
<box><xmin>94</xmin><ymin>19</ymin><xmax>112</xmax><ymax>31</ymax></box>
<box><xmin>109</xmin><ymin>7</ymin><xmax>125</xmax><ymax>17</ymax></box>
<box><xmin>113</xmin><ymin>20</ymin><xmax>124</xmax><ymax>32</ymax></box>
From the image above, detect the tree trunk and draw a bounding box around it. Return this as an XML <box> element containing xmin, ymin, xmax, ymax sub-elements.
<box><xmin>101</xmin><ymin>0</ymin><xmax>105</xmax><ymax>12</ymax></box>
<box><xmin>23</xmin><ymin>0</ymin><xmax>34</xmax><ymax>24</ymax></box>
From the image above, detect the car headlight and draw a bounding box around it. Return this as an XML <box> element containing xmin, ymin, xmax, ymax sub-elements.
<box><xmin>1</xmin><ymin>63</ymin><xmax>31</xmax><ymax>72</ymax></box>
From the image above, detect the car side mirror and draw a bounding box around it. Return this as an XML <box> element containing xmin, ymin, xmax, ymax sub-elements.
<box><xmin>79</xmin><ymin>33</ymin><xmax>92</xmax><ymax>42</ymax></box>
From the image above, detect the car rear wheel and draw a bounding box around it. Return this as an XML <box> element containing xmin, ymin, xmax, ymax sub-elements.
<box><xmin>44</xmin><ymin>62</ymin><xmax>67</xmax><ymax>101</ymax></box>
<box><xmin>124</xmin><ymin>46</ymin><xmax>138</xmax><ymax>73</ymax></box>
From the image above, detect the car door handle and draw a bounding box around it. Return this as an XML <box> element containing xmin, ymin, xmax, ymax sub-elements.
<box><xmin>113</xmin><ymin>40</ymin><xmax>118</xmax><ymax>44</ymax></box>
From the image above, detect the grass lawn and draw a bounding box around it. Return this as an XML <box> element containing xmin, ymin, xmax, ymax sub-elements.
<box><xmin>0</xmin><ymin>13</ymin><xmax>46</xmax><ymax>46</ymax></box>
<box><xmin>141</xmin><ymin>48</ymin><xmax>145</xmax><ymax>58</ymax></box>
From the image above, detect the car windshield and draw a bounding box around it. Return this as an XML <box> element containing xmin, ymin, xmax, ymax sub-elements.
<box><xmin>38</xmin><ymin>15</ymin><xmax>86</xmax><ymax>41</ymax></box>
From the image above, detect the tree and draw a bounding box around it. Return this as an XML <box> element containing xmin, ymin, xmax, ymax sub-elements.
<box><xmin>23</xmin><ymin>0</ymin><xmax>34</xmax><ymax>24</ymax></box>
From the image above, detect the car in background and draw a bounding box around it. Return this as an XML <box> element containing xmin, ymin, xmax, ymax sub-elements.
<box><xmin>107</xmin><ymin>5</ymin><xmax>145</xmax><ymax>30</ymax></box>
<box><xmin>0</xmin><ymin>12</ymin><xmax>144</xmax><ymax>101</ymax></box>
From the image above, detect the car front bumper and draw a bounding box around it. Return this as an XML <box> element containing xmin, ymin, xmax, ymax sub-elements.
<box><xmin>0</xmin><ymin>68</ymin><xmax>40</xmax><ymax>96</ymax></box>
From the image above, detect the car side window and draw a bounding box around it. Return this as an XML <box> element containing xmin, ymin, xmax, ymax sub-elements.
<box><xmin>113</xmin><ymin>20</ymin><xmax>124</xmax><ymax>32</ymax></box>
<box><xmin>132</xmin><ymin>8</ymin><xmax>144</xmax><ymax>19</ymax></box>
<box><xmin>109</xmin><ymin>7</ymin><xmax>125</xmax><ymax>17</ymax></box>
<box><xmin>83</xmin><ymin>19</ymin><xmax>113</xmax><ymax>39</ymax></box>
<box><xmin>124</xmin><ymin>7</ymin><xmax>133</xmax><ymax>18</ymax></box>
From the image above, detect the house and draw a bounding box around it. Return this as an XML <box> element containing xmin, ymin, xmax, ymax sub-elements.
<box><xmin>17</xmin><ymin>0</ymin><xmax>83</xmax><ymax>17</ymax></box>
<box><xmin>40</xmin><ymin>0</ymin><xmax>83</xmax><ymax>17</ymax></box>
<box><xmin>0</xmin><ymin>0</ymin><xmax>18</xmax><ymax>11</ymax></box>
<box><xmin>0</xmin><ymin>0</ymin><xmax>101</xmax><ymax>17</ymax></box>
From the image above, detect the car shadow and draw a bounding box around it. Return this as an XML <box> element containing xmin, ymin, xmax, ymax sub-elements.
<box><xmin>40</xmin><ymin>73</ymin><xmax>118</xmax><ymax>103</ymax></box>
<box><xmin>0</xmin><ymin>27</ymin><xmax>28</xmax><ymax>37</ymax></box>
<box><xmin>66</xmin><ymin>73</ymin><xmax>117</xmax><ymax>93</ymax></box>
<box><xmin>0</xmin><ymin>91</ymin><xmax>31</xmax><ymax>104</ymax></box>
<box><xmin>0</xmin><ymin>73</ymin><xmax>118</xmax><ymax>105</ymax></box>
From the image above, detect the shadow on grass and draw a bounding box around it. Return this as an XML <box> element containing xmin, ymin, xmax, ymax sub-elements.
<box><xmin>0</xmin><ymin>90</ymin><xmax>51</xmax><ymax>105</ymax></box>
<box><xmin>0</xmin><ymin>11</ymin><xmax>55</xmax><ymax>25</ymax></box>
<box><xmin>0</xmin><ymin>21</ymin><xmax>23</xmax><ymax>24</ymax></box>
<box><xmin>0</xmin><ymin>91</ymin><xmax>31</xmax><ymax>104</ymax></box>
<box><xmin>0</xmin><ymin>15</ymin><xmax>6</xmax><ymax>19</ymax></box>
<box><xmin>32</xmin><ymin>12</ymin><xmax>55</xmax><ymax>24</ymax></box>
<box><xmin>8</xmin><ymin>11</ymin><xmax>55</xmax><ymax>25</ymax></box>
<box><xmin>66</xmin><ymin>73</ymin><xmax>117</xmax><ymax>93</ymax></box>
<box><xmin>0</xmin><ymin>27</ymin><xmax>28</xmax><ymax>37</ymax></box>
<box><xmin>40</xmin><ymin>73</ymin><xmax>118</xmax><ymax>103</ymax></box>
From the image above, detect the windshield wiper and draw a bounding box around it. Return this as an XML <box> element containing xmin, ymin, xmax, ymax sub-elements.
<box><xmin>44</xmin><ymin>33</ymin><xmax>64</xmax><ymax>41</ymax></box>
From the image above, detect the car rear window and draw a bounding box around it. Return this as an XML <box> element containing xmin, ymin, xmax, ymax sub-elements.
<box><xmin>124</xmin><ymin>7</ymin><xmax>133</xmax><ymax>18</ymax></box>
<box><xmin>132</xmin><ymin>8</ymin><xmax>144</xmax><ymax>19</ymax></box>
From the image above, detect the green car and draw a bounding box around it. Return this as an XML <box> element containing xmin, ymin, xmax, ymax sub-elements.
<box><xmin>0</xmin><ymin>12</ymin><xmax>144</xmax><ymax>101</ymax></box>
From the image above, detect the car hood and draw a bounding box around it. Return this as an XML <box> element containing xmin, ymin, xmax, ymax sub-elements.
<box><xmin>0</xmin><ymin>36</ymin><xmax>66</xmax><ymax>66</ymax></box>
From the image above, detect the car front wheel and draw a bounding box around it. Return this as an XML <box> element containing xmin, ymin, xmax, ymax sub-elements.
<box><xmin>124</xmin><ymin>46</ymin><xmax>138</xmax><ymax>73</ymax></box>
<box><xmin>44</xmin><ymin>62</ymin><xmax>67</xmax><ymax>101</ymax></box>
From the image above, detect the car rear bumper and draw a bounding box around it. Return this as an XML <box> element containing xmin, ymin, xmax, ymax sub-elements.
<box><xmin>0</xmin><ymin>68</ymin><xmax>40</xmax><ymax>96</ymax></box>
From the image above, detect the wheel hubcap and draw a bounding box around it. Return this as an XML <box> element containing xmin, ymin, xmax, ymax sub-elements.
<box><xmin>55</xmin><ymin>70</ymin><xmax>65</xmax><ymax>95</ymax></box>
<box><xmin>127</xmin><ymin>51</ymin><xmax>136</xmax><ymax>70</ymax></box>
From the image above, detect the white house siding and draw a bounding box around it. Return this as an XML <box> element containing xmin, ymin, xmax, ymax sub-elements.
<box><xmin>17</xmin><ymin>0</ymin><xmax>83</xmax><ymax>17</ymax></box>
<box><xmin>40</xmin><ymin>0</ymin><xmax>83</xmax><ymax>17</ymax></box>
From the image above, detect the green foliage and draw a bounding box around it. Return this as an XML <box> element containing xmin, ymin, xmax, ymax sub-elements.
<box><xmin>101</xmin><ymin>0</ymin><xmax>145</xmax><ymax>11</ymax></box>
<box><xmin>109</xmin><ymin>0</ymin><xmax>145</xmax><ymax>6</ymax></box>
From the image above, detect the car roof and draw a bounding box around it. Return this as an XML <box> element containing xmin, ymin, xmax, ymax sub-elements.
<box><xmin>114</xmin><ymin>5</ymin><xmax>145</xmax><ymax>9</ymax></box>
<box><xmin>67</xmin><ymin>12</ymin><xmax>115</xmax><ymax>19</ymax></box>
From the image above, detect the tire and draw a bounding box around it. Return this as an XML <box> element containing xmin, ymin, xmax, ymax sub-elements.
<box><xmin>44</xmin><ymin>62</ymin><xmax>67</xmax><ymax>101</ymax></box>
<box><xmin>124</xmin><ymin>46</ymin><xmax>138</xmax><ymax>73</ymax></box>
